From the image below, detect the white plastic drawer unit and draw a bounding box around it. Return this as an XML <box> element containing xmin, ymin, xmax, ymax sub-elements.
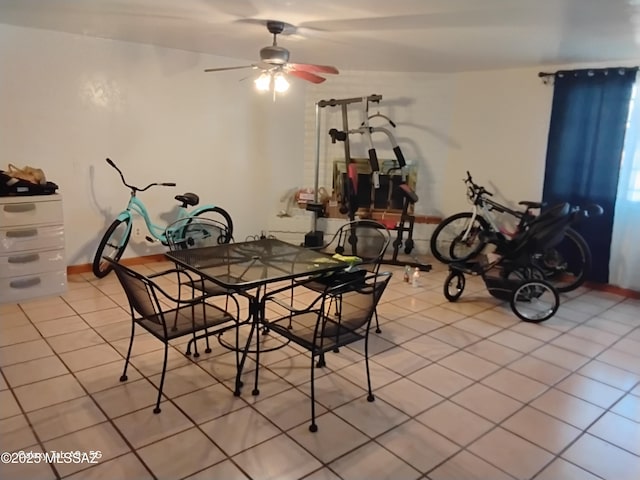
<box><xmin>0</xmin><ymin>270</ymin><xmax>67</xmax><ymax>303</ymax></box>
<box><xmin>0</xmin><ymin>194</ymin><xmax>67</xmax><ymax>303</ymax></box>
<box><xmin>0</xmin><ymin>225</ymin><xmax>65</xmax><ymax>254</ymax></box>
<box><xmin>0</xmin><ymin>197</ymin><xmax>63</xmax><ymax>227</ymax></box>
<box><xmin>0</xmin><ymin>249</ymin><xmax>66</xmax><ymax>279</ymax></box>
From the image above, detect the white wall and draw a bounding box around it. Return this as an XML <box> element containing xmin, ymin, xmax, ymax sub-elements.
<box><xmin>0</xmin><ymin>24</ymin><xmax>306</xmax><ymax>265</ymax></box>
<box><xmin>443</xmin><ymin>67</ymin><xmax>554</xmax><ymax>216</ymax></box>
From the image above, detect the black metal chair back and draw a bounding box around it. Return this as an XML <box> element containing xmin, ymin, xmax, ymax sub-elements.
<box><xmin>323</xmin><ymin>219</ymin><xmax>391</xmax><ymax>273</ymax></box>
<box><xmin>105</xmin><ymin>258</ymin><xmax>237</xmax><ymax>414</ymax></box>
<box><xmin>258</xmin><ymin>271</ymin><xmax>392</xmax><ymax>432</ymax></box>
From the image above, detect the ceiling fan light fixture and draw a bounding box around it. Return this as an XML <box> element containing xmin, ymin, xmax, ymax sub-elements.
<box><xmin>254</xmin><ymin>72</ymin><xmax>271</xmax><ymax>91</ymax></box>
<box><xmin>273</xmin><ymin>72</ymin><xmax>290</xmax><ymax>92</ymax></box>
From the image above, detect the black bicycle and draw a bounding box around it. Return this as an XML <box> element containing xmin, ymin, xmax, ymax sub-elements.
<box><xmin>430</xmin><ymin>171</ymin><xmax>600</xmax><ymax>292</ymax></box>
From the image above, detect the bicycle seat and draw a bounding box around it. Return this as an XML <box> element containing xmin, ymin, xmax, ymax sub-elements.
<box><xmin>175</xmin><ymin>193</ymin><xmax>199</xmax><ymax>207</ymax></box>
<box><xmin>518</xmin><ymin>201</ymin><xmax>545</xmax><ymax>209</ymax></box>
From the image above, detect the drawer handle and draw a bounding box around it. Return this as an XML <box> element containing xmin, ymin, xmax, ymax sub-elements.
<box><xmin>3</xmin><ymin>203</ymin><xmax>36</xmax><ymax>213</ymax></box>
<box><xmin>10</xmin><ymin>277</ymin><xmax>42</xmax><ymax>289</ymax></box>
<box><xmin>8</xmin><ymin>253</ymin><xmax>40</xmax><ymax>264</ymax></box>
<box><xmin>6</xmin><ymin>229</ymin><xmax>38</xmax><ymax>238</ymax></box>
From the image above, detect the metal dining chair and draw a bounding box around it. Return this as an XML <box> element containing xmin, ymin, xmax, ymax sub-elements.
<box><xmin>302</xmin><ymin>219</ymin><xmax>391</xmax><ymax>333</ymax></box>
<box><xmin>165</xmin><ymin>215</ymin><xmax>242</xmax><ymax>354</ymax></box>
<box><xmin>257</xmin><ymin>271</ymin><xmax>393</xmax><ymax>432</ymax></box>
<box><xmin>106</xmin><ymin>258</ymin><xmax>238</xmax><ymax>414</ymax></box>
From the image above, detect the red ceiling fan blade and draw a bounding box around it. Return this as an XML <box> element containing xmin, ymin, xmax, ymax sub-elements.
<box><xmin>204</xmin><ymin>65</ymin><xmax>255</xmax><ymax>72</ymax></box>
<box><xmin>288</xmin><ymin>63</ymin><xmax>339</xmax><ymax>75</ymax></box>
<box><xmin>288</xmin><ymin>70</ymin><xmax>326</xmax><ymax>84</ymax></box>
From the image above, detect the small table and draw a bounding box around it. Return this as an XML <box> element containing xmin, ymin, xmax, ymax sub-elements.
<box><xmin>165</xmin><ymin>238</ymin><xmax>349</xmax><ymax>395</ymax></box>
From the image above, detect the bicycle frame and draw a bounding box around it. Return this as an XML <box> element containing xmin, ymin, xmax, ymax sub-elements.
<box><xmin>93</xmin><ymin>157</ymin><xmax>234</xmax><ymax>279</ymax></box>
<box><xmin>460</xmin><ymin>172</ymin><xmax>532</xmax><ymax>242</ymax></box>
<box><xmin>115</xmin><ymin>192</ymin><xmax>216</xmax><ymax>246</ymax></box>
<box><xmin>457</xmin><ymin>187</ymin><xmax>529</xmax><ymax>243</ymax></box>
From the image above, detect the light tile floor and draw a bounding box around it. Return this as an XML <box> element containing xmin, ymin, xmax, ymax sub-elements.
<box><xmin>1</xmin><ymin>259</ymin><xmax>639</xmax><ymax>480</ymax></box>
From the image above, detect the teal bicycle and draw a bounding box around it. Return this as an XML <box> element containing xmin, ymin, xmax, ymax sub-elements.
<box><xmin>92</xmin><ymin>158</ymin><xmax>232</xmax><ymax>278</ymax></box>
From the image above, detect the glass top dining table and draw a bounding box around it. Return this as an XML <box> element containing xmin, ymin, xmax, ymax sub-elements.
<box><xmin>164</xmin><ymin>237</ymin><xmax>349</xmax><ymax>291</ymax></box>
<box><xmin>165</xmin><ymin>238</ymin><xmax>350</xmax><ymax>396</ymax></box>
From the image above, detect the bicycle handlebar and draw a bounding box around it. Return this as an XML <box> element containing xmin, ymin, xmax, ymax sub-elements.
<box><xmin>105</xmin><ymin>158</ymin><xmax>176</xmax><ymax>192</ymax></box>
<box><xmin>464</xmin><ymin>171</ymin><xmax>493</xmax><ymax>197</ymax></box>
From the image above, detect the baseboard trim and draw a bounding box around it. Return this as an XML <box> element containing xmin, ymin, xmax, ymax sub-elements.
<box><xmin>67</xmin><ymin>254</ymin><xmax>167</xmax><ymax>275</ymax></box>
<box><xmin>584</xmin><ymin>281</ymin><xmax>640</xmax><ymax>300</ymax></box>
<box><xmin>67</xmin><ymin>255</ymin><xmax>640</xmax><ymax>299</ymax></box>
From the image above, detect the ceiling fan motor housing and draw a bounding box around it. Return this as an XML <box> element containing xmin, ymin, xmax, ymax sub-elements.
<box><xmin>260</xmin><ymin>45</ymin><xmax>290</xmax><ymax>65</ymax></box>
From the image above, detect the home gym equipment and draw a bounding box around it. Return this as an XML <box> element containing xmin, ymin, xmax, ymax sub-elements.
<box><xmin>308</xmin><ymin>94</ymin><xmax>430</xmax><ymax>271</ymax></box>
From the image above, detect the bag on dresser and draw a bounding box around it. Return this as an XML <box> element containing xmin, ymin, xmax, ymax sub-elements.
<box><xmin>7</xmin><ymin>164</ymin><xmax>47</xmax><ymax>185</ymax></box>
<box><xmin>1</xmin><ymin>165</ymin><xmax>58</xmax><ymax>196</ymax></box>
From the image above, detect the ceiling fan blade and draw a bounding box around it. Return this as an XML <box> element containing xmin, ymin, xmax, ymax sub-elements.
<box><xmin>288</xmin><ymin>63</ymin><xmax>339</xmax><ymax>75</ymax></box>
<box><xmin>288</xmin><ymin>70</ymin><xmax>326</xmax><ymax>84</ymax></box>
<box><xmin>204</xmin><ymin>65</ymin><xmax>255</xmax><ymax>72</ymax></box>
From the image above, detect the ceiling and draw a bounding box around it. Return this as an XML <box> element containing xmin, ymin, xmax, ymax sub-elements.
<box><xmin>1</xmin><ymin>0</ymin><xmax>639</xmax><ymax>73</ymax></box>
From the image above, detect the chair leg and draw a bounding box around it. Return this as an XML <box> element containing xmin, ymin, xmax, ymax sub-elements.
<box><xmin>119</xmin><ymin>323</ymin><xmax>136</xmax><ymax>382</ymax></box>
<box><xmin>203</xmin><ymin>296</ymin><xmax>212</xmax><ymax>354</ymax></box>
<box><xmin>309</xmin><ymin>352</ymin><xmax>318</xmax><ymax>432</ymax></box>
<box><xmin>252</xmin><ymin>331</ymin><xmax>261</xmax><ymax>396</ymax></box>
<box><xmin>234</xmin><ymin>317</ymin><xmax>240</xmax><ymax>393</ymax></box>
<box><xmin>186</xmin><ymin>322</ymin><xmax>200</xmax><ymax>358</ymax></box>
<box><xmin>204</xmin><ymin>325</ymin><xmax>212</xmax><ymax>354</ymax></box>
<box><xmin>192</xmin><ymin>300</ymin><xmax>206</xmax><ymax>358</ymax></box>
<box><xmin>364</xmin><ymin>335</ymin><xmax>375</xmax><ymax>403</ymax></box>
<box><xmin>234</xmin><ymin>320</ymin><xmax>254</xmax><ymax>397</ymax></box>
<box><xmin>316</xmin><ymin>353</ymin><xmax>326</xmax><ymax>368</ymax></box>
<box><xmin>230</xmin><ymin>296</ymin><xmax>243</xmax><ymax>396</ymax></box>
<box><xmin>288</xmin><ymin>280</ymin><xmax>294</xmax><ymax>329</ymax></box>
<box><xmin>192</xmin><ymin>333</ymin><xmax>200</xmax><ymax>357</ymax></box>
<box><xmin>252</xmin><ymin>304</ymin><xmax>261</xmax><ymax>396</ymax></box>
<box><xmin>374</xmin><ymin>309</ymin><xmax>381</xmax><ymax>334</ymax></box>
<box><xmin>154</xmin><ymin>343</ymin><xmax>170</xmax><ymax>414</ymax></box>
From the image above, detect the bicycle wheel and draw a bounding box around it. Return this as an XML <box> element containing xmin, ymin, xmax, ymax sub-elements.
<box><xmin>92</xmin><ymin>219</ymin><xmax>131</xmax><ymax>278</ymax></box>
<box><xmin>510</xmin><ymin>279</ymin><xmax>559</xmax><ymax>322</ymax></box>
<box><xmin>534</xmin><ymin>228</ymin><xmax>591</xmax><ymax>293</ymax></box>
<box><xmin>443</xmin><ymin>271</ymin><xmax>465</xmax><ymax>302</ymax></box>
<box><xmin>430</xmin><ymin>212</ymin><xmax>490</xmax><ymax>263</ymax></box>
<box><xmin>192</xmin><ymin>207</ymin><xmax>234</xmax><ymax>243</ymax></box>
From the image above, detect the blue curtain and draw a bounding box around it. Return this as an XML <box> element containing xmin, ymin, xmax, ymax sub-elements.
<box><xmin>542</xmin><ymin>67</ymin><xmax>638</xmax><ymax>283</ymax></box>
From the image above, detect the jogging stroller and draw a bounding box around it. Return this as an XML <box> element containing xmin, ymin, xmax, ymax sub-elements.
<box><xmin>443</xmin><ymin>202</ymin><xmax>581</xmax><ymax>322</ymax></box>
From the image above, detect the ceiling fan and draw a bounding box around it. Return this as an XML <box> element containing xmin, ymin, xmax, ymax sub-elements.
<box><xmin>203</xmin><ymin>20</ymin><xmax>339</xmax><ymax>88</ymax></box>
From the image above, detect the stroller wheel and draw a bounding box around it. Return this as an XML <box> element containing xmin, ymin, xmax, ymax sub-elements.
<box><xmin>444</xmin><ymin>271</ymin><xmax>465</xmax><ymax>302</ymax></box>
<box><xmin>510</xmin><ymin>279</ymin><xmax>559</xmax><ymax>322</ymax></box>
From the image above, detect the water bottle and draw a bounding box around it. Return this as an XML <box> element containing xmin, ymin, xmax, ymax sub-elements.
<box><xmin>412</xmin><ymin>267</ymin><xmax>420</xmax><ymax>287</ymax></box>
<box><xmin>403</xmin><ymin>265</ymin><xmax>411</xmax><ymax>283</ymax></box>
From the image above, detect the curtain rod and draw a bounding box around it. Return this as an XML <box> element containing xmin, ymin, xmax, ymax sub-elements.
<box><xmin>538</xmin><ymin>67</ymin><xmax>639</xmax><ymax>78</ymax></box>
